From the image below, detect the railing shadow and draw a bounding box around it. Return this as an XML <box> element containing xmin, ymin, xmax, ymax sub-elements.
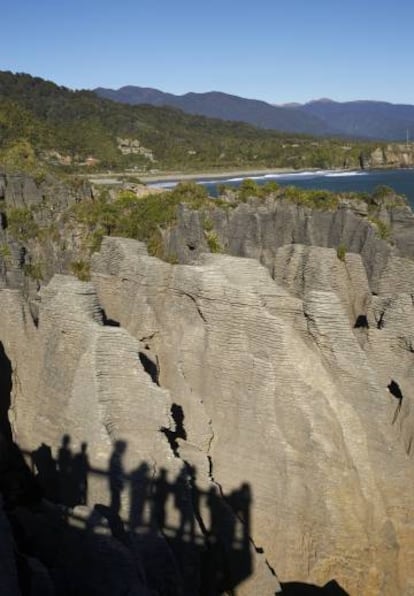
<box><xmin>17</xmin><ymin>434</ymin><xmax>253</xmax><ymax>595</ymax></box>
<box><xmin>0</xmin><ymin>430</ymin><xmax>349</xmax><ymax>595</ymax></box>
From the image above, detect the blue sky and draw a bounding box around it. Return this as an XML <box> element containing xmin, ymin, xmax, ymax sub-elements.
<box><xmin>2</xmin><ymin>0</ymin><xmax>413</xmax><ymax>104</ymax></box>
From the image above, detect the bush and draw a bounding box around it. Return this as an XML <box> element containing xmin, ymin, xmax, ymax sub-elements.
<box><xmin>23</xmin><ymin>262</ymin><xmax>43</xmax><ymax>281</ymax></box>
<box><xmin>0</xmin><ymin>243</ymin><xmax>11</xmax><ymax>260</ymax></box>
<box><xmin>238</xmin><ymin>179</ymin><xmax>261</xmax><ymax>201</ymax></box>
<box><xmin>369</xmin><ymin>217</ymin><xmax>391</xmax><ymax>240</ymax></box>
<box><xmin>337</xmin><ymin>243</ymin><xmax>347</xmax><ymax>261</ymax></box>
<box><xmin>70</xmin><ymin>260</ymin><xmax>90</xmax><ymax>281</ymax></box>
<box><xmin>205</xmin><ymin>231</ymin><xmax>222</xmax><ymax>253</ymax></box>
<box><xmin>372</xmin><ymin>185</ymin><xmax>394</xmax><ymax>199</ymax></box>
<box><xmin>72</xmin><ymin>183</ymin><xmax>214</xmax><ymax>258</ymax></box>
<box><xmin>283</xmin><ymin>186</ymin><xmax>338</xmax><ymax>210</ymax></box>
<box><xmin>6</xmin><ymin>207</ymin><xmax>39</xmax><ymax>240</ymax></box>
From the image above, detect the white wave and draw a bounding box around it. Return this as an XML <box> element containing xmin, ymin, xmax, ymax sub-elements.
<box><xmin>197</xmin><ymin>179</ymin><xmax>222</xmax><ymax>185</ymax></box>
<box><xmin>147</xmin><ymin>181</ymin><xmax>178</xmax><ymax>189</ymax></box>
<box><xmin>324</xmin><ymin>171</ymin><xmax>366</xmax><ymax>178</ymax></box>
<box><xmin>264</xmin><ymin>170</ymin><xmax>325</xmax><ymax>179</ymax></box>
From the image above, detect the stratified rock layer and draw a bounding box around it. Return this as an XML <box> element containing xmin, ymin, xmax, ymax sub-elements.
<box><xmin>1</xmin><ymin>233</ymin><xmax>414</xmax><ymax>594</ymax></box>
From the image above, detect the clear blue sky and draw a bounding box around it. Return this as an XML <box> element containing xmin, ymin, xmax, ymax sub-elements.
<box><xmin>2</xmin><ymin>0</ymin><xmax>414</xmax><ymax>104</ymax></box>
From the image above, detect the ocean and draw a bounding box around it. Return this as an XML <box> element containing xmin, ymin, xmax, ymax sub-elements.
<box><xmin>151</xmin><ymin>168</ymin><xmax>414</xmax><ymax>209</ymax></box>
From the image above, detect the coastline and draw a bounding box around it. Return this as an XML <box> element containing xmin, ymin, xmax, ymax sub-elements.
<box><xmin>140</xmin><ymin>167</ymin><xmax>305</xmax><ymax>184</ymax></box>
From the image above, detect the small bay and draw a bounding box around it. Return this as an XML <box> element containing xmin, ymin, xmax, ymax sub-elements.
<box><xmin>152</xmin><ymin>168</ymin><xmax>414</xmax><ymax>209</ymax></box>
<box><xmin>205</xmin><ymin>168</ymin><xmax>414</xmax><ymax>208</ymax></box>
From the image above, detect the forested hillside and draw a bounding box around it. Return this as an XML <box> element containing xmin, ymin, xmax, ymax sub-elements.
<box><xmin>0</xmin><ymin>71</ymin><xmax>377</xmax><ymax>173</ymax></box>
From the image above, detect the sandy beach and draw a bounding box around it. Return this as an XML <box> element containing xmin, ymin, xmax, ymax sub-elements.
<box><xmin>140</xmin><ymin>167</ymin><xmax>299</xmax><ymax>184</ymax></box>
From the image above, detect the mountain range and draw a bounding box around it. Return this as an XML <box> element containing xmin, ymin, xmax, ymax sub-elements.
<box><xmin>95</xmin><ymin>86</ymin><xmax>414</xmax><ymax>141</ymax></box>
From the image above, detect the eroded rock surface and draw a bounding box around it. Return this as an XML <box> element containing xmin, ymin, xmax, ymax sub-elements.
<box><xmin>165</xmin><ymin>196</ymin><xmax>414</xmax><ymax>296</ymax></box>
<box><xmin>1</xmin><ymin>231</ymin><xmax>414</xmax><ymax>594</ymax></box>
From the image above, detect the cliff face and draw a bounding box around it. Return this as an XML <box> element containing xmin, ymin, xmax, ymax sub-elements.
<box><xmin>368</xmin><ymin>144</ymin><xmax>414</xmax><ymax>168</ymax></box>
<box><xmin>164</xmin><ymin>196</ymin><xmax>414</xmax><ymax>296</ymax></box>
<box><xmin>2</xmin><ymin>176</ymin><xmax>414</xmax><ymax>593</ymax></box>
<box><xmin>1</xmin><ymin>233</ymin><xmax>414</xmax><ymax>593</ymax></box>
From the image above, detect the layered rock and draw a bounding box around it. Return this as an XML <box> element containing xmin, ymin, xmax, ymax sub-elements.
<box><xmin>0</xmin><ymin>258</ymin><xmax>279</xmax><ymax>594</ymax></box>
<box><xmin>1</xmin><ymin>219</ymin><xmax>414</xmax><ymax>593</ymax></box>
<box><xmin>87</xmin><ymin>237</ymin><xmax>414</xmax><ymax>595</ymax></box>
<box><xmin>164</xmin><ymin>196</ymin><xmax>414</xmax><ymax>295</ymax></box>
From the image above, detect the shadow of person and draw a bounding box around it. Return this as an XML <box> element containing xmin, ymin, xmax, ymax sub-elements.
<box><xmin>108</xmin><ymin>440</ymin><xmax>127</xmax><ymax>515</ymax></box>
<box><xmin>227</xmin><ymin>482</ymin><xmax>251</xmax><ymax>552</ymax></box>
<box><xmin>31</xmin><ymin>442</ymin><xmax>59</xmax><ymax>502</ymax></box>
<box><xmin>204</xmin><ymin>485</ymin><xmax>235</xmax><ymax>594</ymax></box>
<box><xmin>0</xmin><ymin>435</ymin><xmax>42</xmax><ymax>510</ymax></box>
<box><xmin>150</xmin><ymin>467</ymin><xmax>169</xmax><ymax>531</ymax></box>
<box><xmin>129</xmin><ymin>462</ymin><xmax>150</xmax><ymax>532</ymax></box>
<box><xmin>72</xmin><ymin>442</ymin><xmax>89</xmax><ymax>506</ymax></box>
<box><xmin>175</xmin><ymin>467</ymin><xmax>195</xmax><ymax>543</ymax></box>
<box><xmin>57</xmin><ymin>434</ymin><xmax>73</xmax><ymax>506</ymax></box>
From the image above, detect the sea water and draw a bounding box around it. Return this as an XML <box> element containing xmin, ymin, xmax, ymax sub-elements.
<box><xmin>150</xmin><ymin>169</ymin><xmax>414</xmax><ymax>209</ymax></box>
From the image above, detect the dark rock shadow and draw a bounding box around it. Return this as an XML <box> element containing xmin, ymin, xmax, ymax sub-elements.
<box><xmin>7</xmin><ymin>434</ymin><xmax>257</xmax><ymax>595</ymax></box>
<box><xmin>281</xmin><ymin>579</ymin><xmax>349</xmax><ymax>595</ymax></box>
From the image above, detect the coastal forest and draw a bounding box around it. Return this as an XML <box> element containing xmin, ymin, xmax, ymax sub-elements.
<box><xmin>0</xmin><ymin>70</ymin><xmax>378</xmax><ymax>174</ymax></box>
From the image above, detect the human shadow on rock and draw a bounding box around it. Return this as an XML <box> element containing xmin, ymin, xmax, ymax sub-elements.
<box><xmin>0</xmin><ymin>341</ymin><xmax>12</xmax><ymax>441</ymax></box>
<box><xmin>19</xmin><ymin>433</ymin><xmax>256</xmax><ymax>595</ymax></box>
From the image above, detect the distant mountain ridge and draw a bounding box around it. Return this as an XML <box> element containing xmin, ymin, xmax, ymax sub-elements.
<box><xmin>94</xmin><ymin>86</ymin><xmax>337</xmax><ymax>137</ymax></box>
<box><xmin>95</xmin><ymin>85</ymin><xmax>414</xmax><ymax>141</ymax></box>
<box><xmin>300</xmin><ymin>99</ymin><xmax>414</xmax><ymax>141</ymax></box>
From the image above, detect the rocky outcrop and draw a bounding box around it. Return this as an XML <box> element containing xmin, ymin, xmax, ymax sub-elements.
<box><xmin>368</xmin><ymin>144</ymin><xmax>414</xmax><ymax>168</ymax></box>
<box><xmin>0</xmin><ymin>260</ymin><xmax>280</xmax><ymax>595</ymax></box>
<box><xmin>2</xmin><ymin>184</ymin><xmax>414</xmax><ymax>592</ymax></box>
<box><xmin>0</xmin><ymin>171</ymin><xmax>92</xmax><ymax>211</ymax></box>
<box><xmin>90</xmin><ymin>237</ymin><xmax>414</xmax><ymax>594</ymax></box>
<box><xmin>164</xmin><ymin>196</ymin><xmax>414</xmax><ymax>296</ymax></box>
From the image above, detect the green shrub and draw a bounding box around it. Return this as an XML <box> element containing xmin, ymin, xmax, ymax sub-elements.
<box><xmin>70</xmin><ymin>260</ymin><xmax>91</xmax><ymax>281</ymax></box>
<box><xmin>0</xmin><ymin>243</ymin><xmax>11</xmax><ymax>260</ymax></box>
<box><xmin>23</xmin><ymin>262</ymin><xmax>43</xmax><ymax>281</ymax></box>
<box><xmin>337</xmin><ymin>243</ymin><xmax>347</xmax><ymax>261</ymax></box>
<box><xmin>205</xmin><ymin>231</ymin><xmax>222</xmax><ymax>253</ymax></box>
<box><xmin>165</xmin><ymin>253</ymin><xmax>179</xmax><ymax>265</ymax></box>
<box><xmin>372</xmin><ymin>185</ymin><xmax>394</xmax><ymax>199</ymax></box>
<box><xmin>238</xmin><ymin>178</ymin><xmax>261</xmax><ymax>201</ymax></box>
<box><xmin>72</xmin><ymin>183</ymin><xmax>214</xmax><ymax>259</ymax></box>
<box><xmin>282</xmin><ymin>186</ymin><xmax>338</xmax><ymax>210</ymax></box>
<box><xmin>6</xmin><ymin>207</ymin><xmax>39</xmax><ymax>240</ymax></box>
<box><xmin>261</xmin><ymin>180</ymin><xmax>279</xmax><ymax>195</ymax></box>
<box><xmin>147</xmin><ymin>229</ymin><xmax>165</xmax><ymax>258</ymax></box>
<box><xmin>202</xmin><ymin>216</ymin><xmax>214</xmax><ymax>232</ymax></box>
<box><xmin>369</xmin><ymin>217</ymin><xmax>391</xmax><ymax>240</ymax></box>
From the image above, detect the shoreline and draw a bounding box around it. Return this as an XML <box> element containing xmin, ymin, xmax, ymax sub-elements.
<box><xmin>140</xmin><ymin>167</ymin><xmax>310</xmax><ymax>184</ymax></box>
<box><xmin>87</xmin><ymin>165</ymin><xmax>414</xmax><ymax>188</ymax></box>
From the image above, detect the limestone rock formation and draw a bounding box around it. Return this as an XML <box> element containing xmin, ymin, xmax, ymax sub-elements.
<box><xmin>2</xmin><ymin>191</ymin><xmax>414</xmax><ymax>593</ymax></box>
<box><xmin>164</xmin><ymin>196</ymin><xmax>414</xmax><ymax>295</ymax></box>
<box><xmin>0</xmin><ymin>258</ymin><xmax>280</xmax><ymax>594</ymax></box>
<box><xmin>89</xmin><ymin>237</ymin><xmax>414</xmax><ymax>594</ymax></box>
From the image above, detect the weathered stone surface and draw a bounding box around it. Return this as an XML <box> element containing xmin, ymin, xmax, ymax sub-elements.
<box><xmin>273</xmin><ymin>244</ymin><xmax>372</xmax><ymax>326</ymax></box>
<box><xmin>88</xmin><ymin>237</ymin><xmax>414</xmax><ymax>595</ymax></box>
<box><xmin>0</xmin><ymin>263</ymin><xmax>280</xmax><ymax>594</ymax></box>
<box><xmin>2</xmin><ymin>228</ymin><xmax>414</xmax><ymax>593</ymax></box>
<box><xmin>165</xmin><ymin>199</ymin><xmax>399</xmax><ymax>293</ymax></box>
